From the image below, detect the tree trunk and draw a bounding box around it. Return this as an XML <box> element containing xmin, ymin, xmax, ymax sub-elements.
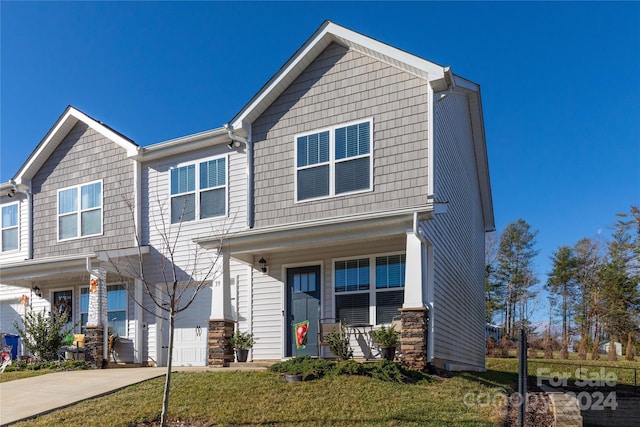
<box><xmin>561</xmin><ymin>288</ymin><xmax>568</xmax><ymax>360</ymax></box>
<box><xmin>591</xmin><ymin>334</ymin><xmax>600</xmax><ymax>361</ymax></box>
<box><xmin>607</xmin><ymin>335</ymin><xmax>617</xmax><ymax>362</ymax></box>
<box><xmin>161</xmin><ymin>309</ymin><xmax>175</xmax><ymax>427</ymax></box>
<box><xmin>625</xmin><ymin>332</ymin><xmax>634</xmax><ymax>361</ymax></box>
<box><xmin>577</xmin><ymin>338</ymin><xmax>586</xmax><ymax>360</ymax></box>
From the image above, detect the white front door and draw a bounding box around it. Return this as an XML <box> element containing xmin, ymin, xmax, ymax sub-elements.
<box><xmin>171</xmin><ymin>294</ymin><xmax>210</xmax><ymax>366</ymax></box>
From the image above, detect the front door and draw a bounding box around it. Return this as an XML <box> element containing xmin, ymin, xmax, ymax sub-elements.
<box><xmin>287</xmin><ymin>266</ymin><xmax>320</xmax><ymax>357</ymax></box>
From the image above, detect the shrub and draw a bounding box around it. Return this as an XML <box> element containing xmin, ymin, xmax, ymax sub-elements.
<box><xmin>371</xmin><ymin>325</ymin><xmax>400</xmax><ymax>348</ymax></box>
<box><xmin>13</xmin><ymin>310</ymin><xmax>72</xmax><ymax>361</ymax></box>
<box><xmin>269</xmin><ymin>356</ymin><xmax>431</xmax><ymax>384</ymax></box>
<box><xmin>269</xmin><ymin>356</ymin><xmax>334</xmax><ymax>380</ymax></box>
<box><xmin>325</xmin><ymin>323</ymin><xmax>353</xmax><ymax>360</ymax></box>
<box><xmin>229</xmin><ymin>331</ymin><xmax>256</xmax><ymax>350</ymax></box>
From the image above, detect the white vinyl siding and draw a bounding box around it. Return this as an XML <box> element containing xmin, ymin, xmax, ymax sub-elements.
<box><xmin>1</xmin><ymin>203</ymin><xmax>19</xmax><ymax>252</ymax></box>
<box><xmin>333</xmin><ymin>253</ymin><xmax>405</xmax><ymax>326</ymax></box>
<box><xmin>170</xmin><ymin>156</ymin><xmax>227</xmax><ymax>224</ymax></box>
<box><xmin>295</xmin><ymin>118</ymin><xmax>372</xmax><ymax>202</ymax></box>
<box><xmin>57</xmin><ymin>180</ymin><xmax>102</xmax><ymax>241</ymax></box>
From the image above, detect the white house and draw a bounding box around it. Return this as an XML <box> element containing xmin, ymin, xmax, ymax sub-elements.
<box><xmin>0</xmin><ymin>21</ymin><xmax>493</xmax><ymax>371</ymax></box>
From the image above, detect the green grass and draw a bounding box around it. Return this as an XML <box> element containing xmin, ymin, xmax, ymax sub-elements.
<box><xmin>487</xmin><ymin>357</ymin><xmax>640</xmax><ymax>387</ymax></box>
<box><xmin>0</xmin><ymin>369</ymin><xmax>55</xmax><ymax>383</ymax></box>
<box><xmin>13</xmin><ymin>370</ymin><xmax>505</xmax><ymax>426</ymax></box>
<box><xmin>12</xmin><ymin>357</ymin><xmax>636</xmax><ymax>426</ymax></box>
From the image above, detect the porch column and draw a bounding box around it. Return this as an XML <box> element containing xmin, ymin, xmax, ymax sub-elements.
<box><xmin>399</xmin><ymin>307</ymin><xmax>429</xmax><ymax>371</ymax></box>
<box><xmin>401</xmin><ymin>231</ymin><xmax>429</xmax><ymax>371</ymax></box>
<box><xmin>403</xmin><ymin>231</ymin><xmax>425</xmax><ymax>308</ymax></box>
<box><xmin>209</xmin><ymin>250</ymin><xmax>234</xmax><ymax>367</ymax></box>
<box><xmin>85</xmin><ymin>268</ymin><xmax>108</xmax><ymax>368</ymax></box>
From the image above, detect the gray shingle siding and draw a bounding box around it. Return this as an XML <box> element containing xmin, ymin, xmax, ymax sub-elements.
<box><xmin>252</xmin><ymin>43</ymin><xmax>430</xmax><ymax>227</ymax></box>
<box><xmin>31</xmin><ymin>122</ymin><xmax>135</xmax><ymax>256</ymax></box>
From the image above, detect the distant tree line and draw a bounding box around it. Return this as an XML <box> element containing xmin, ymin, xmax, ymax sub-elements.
<box><xmin>486</xmin><ymin>206</ymin><xmax>640</xmax><ymax>360</ymax></box>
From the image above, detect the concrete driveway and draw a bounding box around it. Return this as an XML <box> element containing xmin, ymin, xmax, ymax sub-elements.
<box><xmin>0</xmin><ymin>367</ymin><xmax>165</xmax><ymax>426</ymax></box>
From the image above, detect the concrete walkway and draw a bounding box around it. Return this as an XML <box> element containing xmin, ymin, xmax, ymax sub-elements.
<box><xmin>0</xmin><ymin>365</ymin><xmax>270</xmax><ymax>426</ymax></box>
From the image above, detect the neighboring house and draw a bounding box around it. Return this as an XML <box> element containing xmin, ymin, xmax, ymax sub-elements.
<box><xmin>0</xmin><ymin>21</ymin><xmax>493</xmax><ymax>371</ymax></box>
<box><xmin>599</xmin><ymin>340</ymin><xmax>623</xmax><ymax>356</ymax></box>
<box><xmin>486</xmin><ymin>324</ymin><xmax>503</xmax><ymax>342</ymax></box>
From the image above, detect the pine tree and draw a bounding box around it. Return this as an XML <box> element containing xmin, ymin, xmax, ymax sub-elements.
<box><xmin>547</xmin><ymin>245</ymin><xmax>578</xmax><ymax>359</ymax></box>
<box><xmin>495</xmin><ymin>219</ymin><xmax>539</xmax><ymax>338</ymax></box>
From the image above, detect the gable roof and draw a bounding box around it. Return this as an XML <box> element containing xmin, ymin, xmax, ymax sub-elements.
<box><xmin>229</xmin><ymin>20</ymin><xmax>494</xmax><ymax>232</ymax></box>
<box><xmin>230</xmin><ymin>20</ymin><xmax>450</xmax><ymax>131</ymax></box>
<box><xmin>11</xmin><ymin>105</ymin><xmax>138</xmax><ymax>186</ymax></box>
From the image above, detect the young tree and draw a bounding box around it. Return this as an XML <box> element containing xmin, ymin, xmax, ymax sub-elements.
<box><xmin>546</xmin><ymin>245</ymin><xmax>578</xmax><ymax>359</ymax></box>
<box><xmin>495</xmin><ymin>219</ymin><xmax>539</xmax><ymax>338</ymax></box>
<box><xmin>107</xmin><ymin>195</ymin><xmax>231</xmax><ymax>427</ymax></box>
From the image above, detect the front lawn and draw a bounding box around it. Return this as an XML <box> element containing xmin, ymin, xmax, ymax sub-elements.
<box><xmin>13</xmin><ymin>368</ymin><xmax>505</xmax><ymax>426</ymax></box>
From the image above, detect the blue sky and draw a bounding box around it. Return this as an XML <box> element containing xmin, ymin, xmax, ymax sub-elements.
<box><xmin>1</xmin><ymin>2</ymin><xmax>639</xmax><ymax>324</ymax></box>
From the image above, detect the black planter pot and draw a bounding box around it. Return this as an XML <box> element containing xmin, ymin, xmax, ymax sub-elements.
<box><xmin>380</xmin><ymin>347</ymin><xmax>396</xmax><ymax>361</ymax></box>
<box><xmin>236</xmin><ymin>348</ymin><xmax>249</xmax><ymax>362</ymax></box>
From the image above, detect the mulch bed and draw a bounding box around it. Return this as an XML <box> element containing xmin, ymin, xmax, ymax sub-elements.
<box><xmin>501</xmin><ymin>391</ymin><xmax>554</xmax><ymax>427</ymax></box>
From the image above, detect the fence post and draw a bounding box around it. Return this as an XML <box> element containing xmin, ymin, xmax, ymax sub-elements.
<box><xmin>518</xmin><ymin>329</ymin><xmax>527</xmax><ymax>427</ymax></box>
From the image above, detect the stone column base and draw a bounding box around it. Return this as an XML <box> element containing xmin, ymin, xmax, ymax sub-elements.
<box><xmin>399</xmin><ymin>307</ymin><xmax>429</xmax><ymax>371</ymax></box>
<box><xmin>208</xmin><ymin>319</ymin><xmax>235</xmax><ymax>367</ymax></box>
<box><xmin>84</xmin><ymin>326</ymin><xmax>105</xmax><ymax>369</ymax></box>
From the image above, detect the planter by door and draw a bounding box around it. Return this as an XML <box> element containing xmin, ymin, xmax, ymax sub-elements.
<box><xmin>380</xmin><ymin>347</ymin><xmax>396</xmax><ymax>361</ymax></box>
<box><xmin>236</xmin><ymin>349</ymin><xmax>249</xmax><ymax>363</ymax></box>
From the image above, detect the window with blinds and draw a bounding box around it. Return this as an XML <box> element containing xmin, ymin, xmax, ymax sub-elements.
<box><xmin>334</xmin><ymin>253</ymin><xmax>405</xmax><ymax>325</ymax></box>
<box><xmin>295</xmin><ymin>119</ymin><xmax>372</xmax><ymax>202</ymax></box>
<box><xmin>170</xmin><ymin>156</ymin><xmax>227</xmax><ymax>223</ymax></box>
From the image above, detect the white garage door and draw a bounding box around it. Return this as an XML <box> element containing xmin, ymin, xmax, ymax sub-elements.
<box><xmin>171</xmin><ymin>295</ymin><xmax>210</xmax><ymax>367</ymax></box>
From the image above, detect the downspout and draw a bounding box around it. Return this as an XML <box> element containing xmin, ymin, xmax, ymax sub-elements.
<box><xmin>224</xmin><ymin>124</ymin><xmax>254</xmax><ymax>229</ymax></box>
<box><xmin>9</xmin><ymin>180</ymin><xmax>32</xmax><ymax>259</ymax></box>
<box><xmin>425</xmin><ymin>66</ymin><xmax>455</xmax><ymax>364</ymax></box>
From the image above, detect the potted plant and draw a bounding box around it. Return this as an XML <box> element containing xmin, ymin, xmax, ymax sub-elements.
<box><xmin>230</xmin><ymin>331</ymin><xmax>256</xmax><ymax>363</ymax></box>
<box><xmin>371</xmin><ymin>325</ymin><xmax>400</xmax><ymax>361</ymax></box>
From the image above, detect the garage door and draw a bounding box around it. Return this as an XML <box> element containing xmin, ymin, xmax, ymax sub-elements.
<box><xmin>171</xmin><ymin>293</ymin><xmax>210</xmax><ymax>366</ymax></box>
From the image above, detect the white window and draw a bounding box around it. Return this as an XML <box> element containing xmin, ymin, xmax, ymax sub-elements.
<box><xmin>296</xmin><ymin>119</ymin><xmax>373</xmax><ymax>202</ymax></box>
<box><xmin>57</xmin><ymin>180</ymin><xmax>102</xmax><ymax>241</ymax></box>
<box><xmin>1</xmin><ymin>203</ymin><xmax>19</xmax><ymax>252</ymax></box>
<box><xmin>81</xmin><ymin>284</ymin><xmax>127</xmax><ymax>336</ymax></box>
<box><xmin>334</xmin><ymin>253</ymin><xmax>405</xmax><ymax>325</ymax></box>
<box><xmin>170</xmin><ymin>156</ymin><xmax>227</xmax><ymax>224</ymax></box>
